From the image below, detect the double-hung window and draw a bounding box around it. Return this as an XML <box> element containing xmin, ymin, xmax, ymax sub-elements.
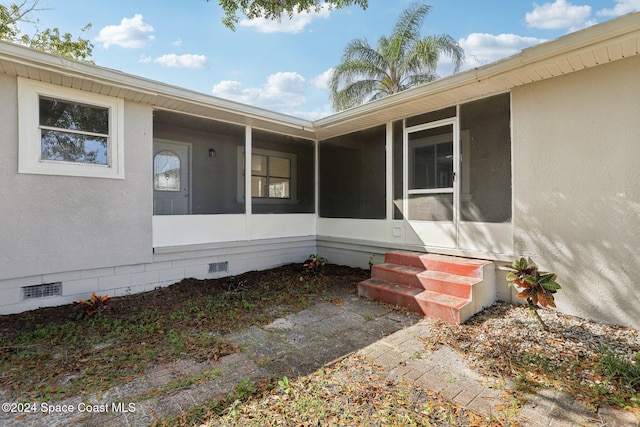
<box><xmin>18</xmin><ymin>78</ymin><xmax>125</xmax><ymax>179</ymax></box>
<box><xmin>251</xmin><ymin>153</ymin><xmax>291</xmax><ymax>199</ymax></box>
<box><xmin>237</xmin><ymin>147</ymin><xmax>297</xmax><ymax>203</ymax></box>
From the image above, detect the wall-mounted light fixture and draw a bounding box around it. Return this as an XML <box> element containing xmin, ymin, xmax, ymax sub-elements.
<box><xmin>208</xmin><ymin>148</ymin><xmax>216</xmax><ymax>158</ymax></box>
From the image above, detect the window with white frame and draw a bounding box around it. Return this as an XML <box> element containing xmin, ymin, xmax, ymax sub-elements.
<box><xmin>237</xmin><ymin>147</ymin><xmax>297</xmax><ymax>202</ymax></box>
<box><xmin>18</xmin><ymin>78</ymin><xmax>125</xmax><ymax>179</ymax></box>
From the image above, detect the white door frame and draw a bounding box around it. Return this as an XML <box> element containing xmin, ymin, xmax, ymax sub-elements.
<box><xmin>403</xmin><ymin>117</ymin><xmax>459</xmax><ymax>248</ymax></box>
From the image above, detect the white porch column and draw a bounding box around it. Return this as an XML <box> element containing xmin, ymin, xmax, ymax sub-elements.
<box><xmin>385</xmin><ymin>121</ymin><xmax>395</xmax><ymax>243</ymax></box>
<box><xmin>245</xmin><ymin>126</ymin><xmax>252</xmax><ymax>239</ymax></box>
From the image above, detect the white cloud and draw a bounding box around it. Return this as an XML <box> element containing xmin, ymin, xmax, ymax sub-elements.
<box><xmin>212</xmin><ymin>72</ymin><xmax>307</xmax><ymax>111</ymax></box>
<box><xmin>525</xmin><ymin>0</ymin><xmax>593</xmax><ymax>30</ymax></box>
<box><xmin>311</xmin><ymin>68</ymin><xmax>334</xmax><ymax>90</ymax></box>
<box><xmin>288</xmin><ymin>108</ymin><xmax>333</xmax><ymax>121</ymax></box>
<box><xmin>458</xmin><ymin>33</ymin><xmax>546</xmax><ymax>69</ymax></box>
<box><xmin>239</xmin><ymin>4</ymin><xmax>331</xmax><ymax>33</ymax></box>
<box><xmin>138</xmin><ymin>54</ymin><xmax>152</xmax><ymax>64</ymax></box>
<box><xmin>153</xmin><ymin>54</ymin><xmax>207</xmax><ymax>69</ymax></box>
<box><xmin>597</xmin><ymin>0</ymin><xmax>640</xmax><ymax>16</ymax></box>
<box><xmin>95</xmin><ymin>14</ymin><xmax>155</xmax><ymax>49</ymax></box>
<box><xmin>172</xmin><ymin>38</ymin><xmax>182</xmax><ymax>47</ymax></box>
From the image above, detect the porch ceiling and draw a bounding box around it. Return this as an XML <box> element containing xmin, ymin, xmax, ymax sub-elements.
<box><xmin>0</xmin><ymin>12</ymin><xmax>638</xmax><ymax>141</ymax></box>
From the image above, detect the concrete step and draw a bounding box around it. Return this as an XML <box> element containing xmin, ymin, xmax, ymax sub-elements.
<box><xmin>421</xmin><ymin>253</ymin><xmax>493</xmax><ymax>279</ymax></box>
<box><xmin>417</xmin><ymin>270</ymin><xmax>479</xmax><ymax>300</ymax></box>
<box><xmin>358</xmin><ymin>278</ymin><xmax>426</xmax><ymax>313</ymax></box>
<box><xmin>359</xmin><ymin>251</ymin><xmax>497</xmax><ymax>324</ymax></box>
<box><xmin>384</xmin><ymin>250</ymin><xmax>492</xmax><ymax>279</ymax></box>
<box><xmin>370</xmin><ymin>263</ymin><xmax>424</xmax><ymax>288</ymax></box>
<box><xmin>358</xmin><ymin>278</ymin><xmax>474</xmax><ymax>324</ymax></box>
<box><xmin>384</xmin><ymin>250</ymin><xmax>429</xmax><ymax>269</ymax></box>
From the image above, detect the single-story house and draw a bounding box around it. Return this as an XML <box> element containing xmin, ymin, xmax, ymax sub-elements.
<box><xmin>0</xmin><ymin>13</ymin><xmax>638</xmax><ymax>329</ymax></box>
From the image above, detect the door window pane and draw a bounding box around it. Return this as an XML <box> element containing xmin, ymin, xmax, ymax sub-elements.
<box><xmin>413</xmin><ymin>145</ymin><xmax>435</xmax><ymax>189</ymax></box>
<box><xmin>154</xmin><ymin>151</ymin><xmax>181</xmax><ymax>191</ymax></box>
<box><xmin>409</xmin><ymin>125</ymin><xmax>453</xmax><ymax>190</ymax></box>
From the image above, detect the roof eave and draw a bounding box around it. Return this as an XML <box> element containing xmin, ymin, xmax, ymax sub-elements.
<box><xmin>0</xmin><ymin>40</ymin><xmax>315</xmax><ymax>136</ymax></box>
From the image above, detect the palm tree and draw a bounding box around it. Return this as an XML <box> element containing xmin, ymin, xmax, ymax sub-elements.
<box><xmin>330</xmin><ymin>2</ymin><xmax>464</xmax><ymax>111</ymax></box>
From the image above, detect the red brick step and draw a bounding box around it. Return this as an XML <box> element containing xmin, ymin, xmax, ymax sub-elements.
<box><xmin>358</xmin><ymin>251</ymin><xmax>496</xmax><ymax>324</ymax></box>
<box><xmin>358</xmin><ymin>278</ymin><xmax>473</xmax><ymax>324</ymax></box>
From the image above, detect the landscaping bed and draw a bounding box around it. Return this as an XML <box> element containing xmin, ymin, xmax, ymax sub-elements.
<box><xmin>0</xmin><ymin>263</ymin><xmax>368</xmax><ymax>401</ymax></box>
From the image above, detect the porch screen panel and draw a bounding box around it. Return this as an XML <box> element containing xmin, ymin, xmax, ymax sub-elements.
<box><xmin>393</xmin><ymin>120</ymin><xmax>404</xmax><ymax>220</ymax></box>
<box><xmin>459</xmin><ymin>93</ymin><xmax>512</xmax><ymax>223</ymax></box>
<box><xmin>154</xmin><ymin>111</ymin><xmax>246</xmax><ymax>214</ymax></box>
<box><xmin>319</xmin><ymin>125</ymin><xmax>386</xmax><ymax>219</ymax></box>
<box><xmin>251</xmin><ymin>129</ymin><xmax>315</xmax><ymax>214</ymax></box>
<box><xmin>408</xmin><ymin>194</ymin><xmax>453</xmax><ymax>221</ymax></box>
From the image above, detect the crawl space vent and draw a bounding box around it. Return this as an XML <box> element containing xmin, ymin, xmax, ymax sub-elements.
<box><xmin>208</xmin><ymin>262</ymin><xmax>228</xmax><ymax>273</ymax></box>
<box><xmin>23</xmin><ymin>282</ymin><xmax>62</xmax><ymax>299</ymax></box>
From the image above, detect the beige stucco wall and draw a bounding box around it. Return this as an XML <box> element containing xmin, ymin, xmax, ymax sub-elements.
<box><xmin>512</xmin><ymin>54</ymin><xmax>640</xmax><ymax>329</ymax></box>
<box><xmin>0</xmin><ymin>74</ymin><xmax>154</xmax><ymax>280</ymax></box>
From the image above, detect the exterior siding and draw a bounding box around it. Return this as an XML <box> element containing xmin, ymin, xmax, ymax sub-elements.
<box><xmin>512</xmin><ymin>54</ymin><xmax>640</xmax><ymax>329</ymax></box>
<box><xmin>0</xmin><ymin>76</ymin><xmax>154</xmax><ymax>281</ymax></box>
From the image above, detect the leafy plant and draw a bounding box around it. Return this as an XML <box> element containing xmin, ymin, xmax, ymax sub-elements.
<box><xmin>235</xmin><ymin>377</ymin><xmax>255</xmax><ymax>400</ymax></box>
<box><xmin>303</xmin><ymin>254</ymin><xmax>327</xmax><ymax>275</ymax></box>
<box><xmin>278</xmin><ymin>375</ymin><xmax>292</xmax><ymax>395</ymax></box>
<box><xmin>166</xmin><ymin>328</ymin><xmax>185</xmax><ymax>354</ymax></box>
<box><xmin>73</xmin><ymin>293</ymin><xmax>110</xmax><ymax>317</ymax></box>
<box><xmin>504</xmin><ymin>257</ymin><xmax>561</xmax><ymax>331</ymax></box>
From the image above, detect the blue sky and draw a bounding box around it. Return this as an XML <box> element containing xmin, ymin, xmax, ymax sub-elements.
<box><xmin>16</xmin><ymin>0</ymin><xmax>640</xmax><ymax>119</ymax></box>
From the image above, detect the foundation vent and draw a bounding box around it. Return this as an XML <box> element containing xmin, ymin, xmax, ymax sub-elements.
<box><xmin>23</xmin><ymin>282</ymin><xmax>62</xmax><ymax>299</ymax></box>
<box><xmin>208</xmin><ymin>262</ymin><xmax>229</xmax><ymax>274</ymax></box>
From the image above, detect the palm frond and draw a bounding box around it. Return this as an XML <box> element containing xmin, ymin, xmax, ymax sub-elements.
<box><xmin>341</xmin><ymin>39</ymin><xmax>388</xmax><ymax>70</ymax></box>
<box><xmin>401</xmin><ymin>72</ymin><xmax>438</xmax><ymax>88</ymax></box>
<box><xmin>329</xmin><ymin>1</ymin><xmax>464</xmax><ymax>111</ymax></box>
<box><xmin>424</xmin><ymin>34</ymin><xmax>465</xmax><ymax>72</ymax></box>
<box><xmin>331</xmin><ymin>78</ymin><xmax>381</xmax><ymax>110</ymax></box>
<box><xmin>390</xmin><ymin>2</ymin><xmax>431</xmax><ymax>62</ymax></box>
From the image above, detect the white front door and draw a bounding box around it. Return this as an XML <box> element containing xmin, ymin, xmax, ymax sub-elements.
<box><xmin>153</xmin><ymin>140</ymin><xmax>190</xmax><ymax>215</ymax></box>
<box><xmin>404</xmin><ymin>119</ymin><xmax>458</xmax><ymax>248</ymax></box>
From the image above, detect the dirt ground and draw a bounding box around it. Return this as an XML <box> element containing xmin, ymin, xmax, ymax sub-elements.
<box><xmin>0</xmin><ymin>263</ymin><xmax>368</xmax><ymax>341</ymax></box>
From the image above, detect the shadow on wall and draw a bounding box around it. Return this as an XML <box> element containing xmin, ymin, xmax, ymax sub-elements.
<box><xmin>515</xmin><ymin>193</ymin><xmax>640</xmax><ymax>330</ymax></box>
